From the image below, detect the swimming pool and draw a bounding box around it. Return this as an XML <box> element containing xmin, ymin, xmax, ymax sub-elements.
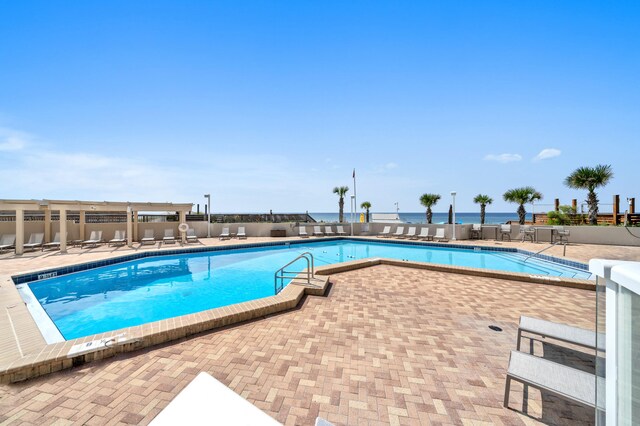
<box><xmin>16</xmin><ymin>239</ymin><xmax>589</xmax><ymax>341</ymax></box>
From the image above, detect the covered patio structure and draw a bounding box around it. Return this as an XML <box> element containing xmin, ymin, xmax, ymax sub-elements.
<box><xmin>0</xmin><ymin>199</ymin><xmax>193</xmax><ymax>254</ymax></box>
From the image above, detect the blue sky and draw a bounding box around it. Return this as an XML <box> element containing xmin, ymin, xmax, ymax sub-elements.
<box><xmin>1</xmin><ymin>1</ymin><xmax>638</xmax><ymax>213</ymax></box>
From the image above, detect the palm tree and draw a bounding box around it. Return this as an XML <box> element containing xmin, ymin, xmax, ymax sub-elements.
<box><xmin>564</xmin><ymin>164</ymin><xmax>614</xmax><ymax>225</ymax></box>
<box><xmin>333</xmin><ymin>186</ymin><xmax>349</xmax><ymax>222</ymax></box>
<box><xmin>503</xmin><ymin>187</ymin><xmax>543</xmax><ymax>225</ymax></box>
<box><xmin>360</xmin><ymin>201</ymin><xmax>372</xmax><ymax>223</ymax></box>
<box><xmin>419</xmin><ymin>193</ymin><xmax>441</xmax><ymax>224</ymax></box>
<box><xmin>473</xmin><ymin>194</ymin><xmax>493</xmax><ymax>225</ymax></box>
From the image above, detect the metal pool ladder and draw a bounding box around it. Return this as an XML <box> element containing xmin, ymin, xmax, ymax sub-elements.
<box><xmin>274</xmin><ymin>252</ymin><xmax>315</xmax><ymax>295</ymax></box>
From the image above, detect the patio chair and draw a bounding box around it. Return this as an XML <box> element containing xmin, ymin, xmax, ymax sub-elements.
<box><xmin>553</xmin><ymin>226</ymin><xmax>570</xmax><ymax>244</ymax></box>
<box><xmin>299</xmin><ymin>226</ymin><xmax>309</xmax><ymax>238</ymax></box>
<box><xmin>23</xmin><ymin>232</ymin><xmax>45</xmax><ymax>251</ymax></box>
<box><xmin>402</xmin><ymin>227</ymin><xmax>416</xmax><ymax>239</ymax></box>
<box><xmin>470</xmin><ymin>224</ymin><xmax>482</xmax><ymax>239</ymax></box>
<box><xmin>81</xmin><ymin>231</ymin><xmax>102</xmax><ymax>248</ymax></box>
<box><xmin>516</xmin><ymin>315</ymin><xmax>604</xmax><ymax>352</ymax></box>
<box><xmin>237</xmin><ymin>227</ymin><xmax>247</xmax><ymax>239</ymax></box>
<box><xmin>324</xmin><ymin>226</ymin><xmax>335</xmax><ymax>236</ymax></box>
<box><xmin>391</xmin><ymin>226</ymin><xmax>404</xmax><ymax>238</ymax></box>
<box><xmin>0</xmin><ymin>234</ymin><xmax>16</xmax><ymax>253</ymax></box>
<box><xmin>504</xmin><ymin>350</ymin><xmax>603</xmax><ymax>410</ymax></box>
<box><xmin>219</xmin><ymin>227</ymin><xmax>230</xmax><ymax>240</ymax></box>
<box><xmin>43</xmin><ymin>232</ymin><xmax>67</xmax><ymax>251</ymax></box>
<box><xmin>336</xmin><ymin>225</ymin><xmax>347</xmax><ymax>236</ymax></box>
<box><xmin>519</xmin><ymin>225</ymin><xmax>535</xmax><ymax>243</ymax></box>
<box><xmin>313</xmin><ymin>226</ymin><xmax>324</xmax><ymax>237</ymax></box>
<box><xmin>186</xmin><ymin>228</ymin><xmax>199</xmax><ymax>243</ymax></box>
<box><xmin>417</xmin><ymin>228</ymin><xmax>432</xmax><ymax>241</ymax></box>
<box><xmin>163</xmin><ymin>229</ymin><xmax>177</xmax><ymax>244</ymax></box>
<box><xmin>499</xmin><ymin>224</ymin><xmax>512</xmax><ymax>241</ymax></box>
<box><xmin>433</xmin><ymin>228</ymin><xmax>448</xmax><ymax>242</ymax></box>
<box><xmin>377</xmin><ymin>226</ymin><xmax>391</xmax><ymax>238</ymax></box>
<box><xmin>108</xmin><ymin>230</ymin><xmax>126</xmax><ymax>246</ymax></box>
<box><xmin>141</xmin><ymin>229</ymin><xmax>156</xmax><ymax>245</ymax></box>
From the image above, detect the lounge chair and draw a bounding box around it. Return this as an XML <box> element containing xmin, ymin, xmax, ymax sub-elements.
<box><xmin>163</xmin><ymin>229</ymin><xmax>176</xmax><ymax>244</ymax></box>
<box><xmin>313</xmin><ymin>226</ymin><xmax>324</xmax><ymax>237</ymax></box>
<box><xmin>401</xmin><ymin>226</ymin><xmax>416</xmax><ymax>239</ymax></box>
<box><xmin>108</xmin><ymin>230</ymin><xmax>126</xmax><ymax>247</ymax></box>
<box><xmin>500</xmin><ymin>224</ymin><xmax>512</xmax><ymax>241</ymax></box>
<box><xmin>324</xmin><ymin>226</ymin><xmax>335</xmax><ymax>236</ymax></box>
<box><xmin>299</xmin><ymin>226</ymin><xmax>309</xmax><ymax>238</ymax></box>
<box><xmin>42</xmin><ymin>232</ymin><xmax>66</xmax><ymax>251</ymax></box>
<box><xmin>470</xmin><ymin>224</ymin><xmax>482</xmax><ymax>239</ymax></box>
<box><xmin>23</xmin><ymin>232</ymin><xmax>45</xmax><ymax>251</ymax></box>
<box><xmin>237</xmin><ymin>227</ymin><xmax>247</xmax><ymax>239</ymax></box>
<box><xmin>553</xmin><ymin>226</ymin><xmax>570</xmax><ymax>244</ymax></box>
<box><xmin>504</xmin><ymin>350</ymin><xmax>603</xmax><ymax>410</ymax></box>
<box><xmin>186</xmin><ymin>229</ymin><xmax>199</xmax><ymax>243</ymax></box>
<box><xmin>391</xmin><ymin>226</ymin><xmax>405</xmax><ymax>238</ymax></box>
<box><xmin>519</xmin><ymin>225</ymin><xmax>535</xmax><ymax>243</ymax></box>
<box><xmin>81</xmin><ymin>231</ymin><xmax>102</xmax><ymax>248</ymax></box>
<box><xmin>433</xmin><ymin>228</ymin><xmax>448</xmax><ymax>242</ymax></box>
<box><xmin>0</xmin><ymin>234</ymin><xmax>16</xmax><ymax>253</ymax></box>
<box><xmin>336</xmin><ymin>226</ymin><xmax>347</xmax><ymax>236</ymax></box>
<box><xmin>377</xmin><ymin>226</ymin><xmax>391</xmax><ymax>238</ymax></box>
<box><xmin>417</xmin><ymin>228</ymin><xmax>432</xmax><ymax>241</ymax></box>
<box><xmin>219</xmin><ymin>227</ymin><xmax>230</xmax><ymax>240</ymax></box>
<box><xmin>141</xmin><ymin>229</ymin><xmax>156</xmax><ymax>245</ymax></box>
<box><xmin>516</xmin><ymin>315</ymin><xmax>604</xmax><ymax>352</ymax></box>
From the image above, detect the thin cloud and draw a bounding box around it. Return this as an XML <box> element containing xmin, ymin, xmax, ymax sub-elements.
<box><xmin>533</xmin><ymin>148</ymin><xmax>561</xmax><ymax>161</ymax></box>
<box><xmin>483</xmin><ymin>153</ymin><xmax>522</xmax><ymax>163</ymax></box>
<box><xmin>385</xmin><ymin>162</ymin><xmax>398</xmax><ymax>169</ymax></box>
<box><xmin>0</xmin><ymin>127</ymin><xmax>30</xmax><ymax>151</ymax></box>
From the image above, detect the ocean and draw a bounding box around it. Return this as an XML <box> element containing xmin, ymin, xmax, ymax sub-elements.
<box><xmin>310</xmin><ymin>212</ymin><xmax>531</xmax><ymax>224</ymax></box>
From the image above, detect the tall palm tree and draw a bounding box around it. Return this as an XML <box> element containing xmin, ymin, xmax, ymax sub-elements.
<box><xmin>473</xmin><ymin>194</ymin><xmax>493</xmax><ymax>225</ymax></box>
<box><xmin>564</xmin><ymin>164</ymin><xmax>614</xmax><ymax>225</ymax></box>
<box><xmin>360</xmin><ymin>201</ymin><xmax>372</xmax><ymax>223</ymax></box>
<box><xmin>419</xmin><ymin>193</ymin><xmax>441</xmax><ymax>224</ymax></box>
<box><xmin>333</xmin><ymin>186</ymin><xmax>349</xmax><ymax>222</ymax></box>
<box><xmin>503</xmin><ymin>187</ymin><xmax>543</xmax><ymax>225</ymax></box>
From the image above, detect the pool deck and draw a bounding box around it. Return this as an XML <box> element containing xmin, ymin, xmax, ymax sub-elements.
<box><xmin>0</xmin><ymin>236</ymin><xmax>637</xmax><ymax>424</ymax></box>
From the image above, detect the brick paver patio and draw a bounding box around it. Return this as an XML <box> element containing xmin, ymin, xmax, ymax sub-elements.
<box><xmin>0</xmin><ymin>264</ymin><xmax>596</xmax><ymax>425</ymax></box>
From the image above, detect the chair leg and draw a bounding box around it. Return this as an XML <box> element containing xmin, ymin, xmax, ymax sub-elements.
<box><xmin>516</xmin><ymin>329</ymin><xmax>522</xmax><ymax>351</ymax></box>
<box><xmin>504</xmin><ymin>376</ymin><xmax>512</xmax><ymax>407</ymax></box>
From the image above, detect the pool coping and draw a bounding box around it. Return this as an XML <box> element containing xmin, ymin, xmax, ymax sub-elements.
<box><xmin>0</xmin><ymin>238</ymin><xmax>593</xmax><ymax>384</ymax></box>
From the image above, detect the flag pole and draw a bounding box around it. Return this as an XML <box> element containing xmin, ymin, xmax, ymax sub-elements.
<box><xmin>352</xmin><ymin>169</ymin><xmax>357</xmax><ymax>236</ymax></box>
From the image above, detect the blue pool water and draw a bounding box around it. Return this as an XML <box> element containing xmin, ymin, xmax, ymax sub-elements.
<box><xmin>24</xmin><ymin>240</ymin><xmax>590</xmax><ymax>340</ymax></box>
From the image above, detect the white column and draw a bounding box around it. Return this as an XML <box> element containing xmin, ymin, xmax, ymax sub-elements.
<box><xmin>126</xmin><ymin>207</ymin><xmax>133</xmax><ymax>247</ymax></box>
<box><xmin>79</xmin><ymin>210</ymin><xmax>86</xmax><ymax>241</ymax></box>
<box><xmin>180</xmin><ymin>211</ymin><xmax>187</xmax><ymax>244</ymax></box>
<box><xmin>133</xmin><ymin>211</ymin><xmax>139</xmax><ymax>241</ymax></box>
<box><xmin>44</xmin><ymin>208</ymin><xmax>51</xmax><ymax>243</ymax></box>
<box><xmin>59</xmin><ymin>209</ymin><xmax>67</xmax><ymax>253</ymax></box>
<box><xmin>15</xmin><ymin>209</ymin><xmax>24</xmax><ymax>255</ymax></box>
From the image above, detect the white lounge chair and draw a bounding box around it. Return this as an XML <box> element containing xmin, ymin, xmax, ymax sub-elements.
<box><xmin>23</xmin><ymin>232</ymin><xmax>45</xmax><ymax>251</ymax></box>
<box><xmin>141</xmin><ymin>229</ymin><xmax>156</xmax><ymax>245</ymax></box>
<box><xmin>470</xmin><ymin>224</ymin><xmax>482</xmax><ymax>239</ymax></box>
<box><xmin>43</xmin><ymin>232</ymin><xmax>67</xmax><ymax>251</ymax></box>
<box><xmin>299</xmin><ymin>226</ymin><xmax>309</xmax><ymax>238</ymax></box>
<box><xmin>219</xmin><ymin>227</ymin><xmax>230</xmax><ymax>240</ymax></box>
<box><xmin>377</xmin><ymin>226</ymin><xmax>391</xmax><ymax>238</ymax></box>
<box><xmin>516</xmin><ymin>315</ymin><xmax>604</xmax><ymax>352</ymax></box>
<box><xmin>402</xmin><ymin>227</ymin><xmax>416</xmax><ymax>239</ymax></box>
<box><xmin>186</xmin><ymin>229</ymin><xmax>199</xmax><ymax>243</ymax></box>
<box><xmin>391</xmin><ymin>226</ymin><xmax>404</xmax><ymax>238</ymax></box>
<box><xmin>324</xmin><ymin>226</ymin><xmax>335</xmax><ymax>236</ymax></box>
<box><xmin>237</xmin><ymin>227</ymin><xmax>247</xmax><ymax>239</ymax></box>
<box><xmin>108</xmin><ymin>230</ymin><xmax>126</xmax><ymax>246</ymax></box>
<box><xmin>0</xmin><ymin>234</ymin><xmax>16</xmax><ymax>253</ymax></box>
<box><xmin>81</xmin><ymin>231</ymin><xmax>102</xmax><ymax>248</ymax></box>
<box><xmin>433</xmin><ymin>228</ymin><xmax>448</xmax><ymax>242</ymax></box>
<box><xmin>336</xmin><ymin>225</ymin><xmax>347</xmax><ymax>236</ymax></box>
<box><xmin>313</xmin><ymin>226</ymin><xmax>324</xmax><ymax>237</ymax></box>
<box><xmin>163</xmin><ymin>229</ymin><xmax>176</xmax><ymax>244</ymax></box>
<box><xmin>500</xmin><ymin>224</ymin><xmax>512</xmax><ymax>241</ymax></box>
<box><xmin>417</xmin><ymin>228</ymin><xmax>432</xmax><ymax>241</ymax></box>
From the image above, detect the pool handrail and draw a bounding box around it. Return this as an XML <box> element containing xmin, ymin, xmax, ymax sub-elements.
<box><xmin>274</xmin><ymin>252</ymin><xmax>315</xmax><ymax>295</ymax></box>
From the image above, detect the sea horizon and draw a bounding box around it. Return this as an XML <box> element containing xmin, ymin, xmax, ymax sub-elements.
<box><xmin>309</xmin><ymin>212</ymin><xmax>532</xmax><ymax>225</ymax></box>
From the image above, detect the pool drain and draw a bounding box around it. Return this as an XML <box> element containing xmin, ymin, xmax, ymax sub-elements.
<box><xmin>488</xmin><ymin>325</ymin><xmax>503</xmax><ymax>332</ymax></box>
